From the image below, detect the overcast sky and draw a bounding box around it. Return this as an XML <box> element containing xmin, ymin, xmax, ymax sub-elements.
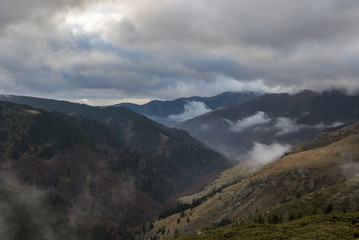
<box><xmin>1</xmin><ymin>0</ymin><xmax>359</xmax><ymax>105</ymax></box>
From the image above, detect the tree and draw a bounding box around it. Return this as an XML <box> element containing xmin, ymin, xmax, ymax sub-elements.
<box><xmin>324</xmin><ymin>203</ymin><xmax>333</xmax><ymax>214</ymax></box>
<box><xmin>173</xmin><ymin>228</ymin><xmax>179</xmax><ymax>238</ymax></box>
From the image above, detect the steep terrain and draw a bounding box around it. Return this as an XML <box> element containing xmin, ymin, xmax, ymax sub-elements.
<box><xmin>0</xmin><ymin>101</ymin><xmax>229</xmax><ymax>239</ymax></box>
<box><xmin>0</xmin><ymin>96</ymin><xmax>231</xmax><ymax>202</ymax></box>
<box><xmin>142</xmin><ymin>122</ymin><xmax>359</xmax><ymax>239</ymax></box>
<box><xmin>175</xmin><ymin>90</ymin><xmax>359</xmax><ymax>161</ymax></box>
<box><xmin>116</xmin><ymin>91</ymin><xmax>260</xmax><ymax>125</ymax></box>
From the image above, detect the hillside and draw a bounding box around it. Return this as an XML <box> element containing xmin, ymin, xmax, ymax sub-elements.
<box><xmin>0</xmin><ymin>101</ymin><xmax>229</xmax><ymax>239</ymax></box>
<box><xmin>0</xmin><ymin>96</ymin><xmax>231</xmax><ymax>202</ymax></box>
<box><xmin>176</xmin><ymin>212</ymin><xmax>359</xmax><ymax>240</ymax></box>
<box><xmin>116</xmin><ymin>91</ymin><xmax>260</xmax><ymax>125</ymax></box>
<box><xmin>174</xmin><ymin>90</ymin><xmax>359</xmax><ymax>161</ymax></box>
<box><xmin>141</xmin><ymin>122</ymin><xmax>359</xmax><ymax>239</ymax></box>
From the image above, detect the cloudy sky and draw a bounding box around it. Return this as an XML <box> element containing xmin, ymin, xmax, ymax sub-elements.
<box><xmin>1</xmin><ymin>0</ymin><xmax>359</xmax><ymax>105</ymax></box>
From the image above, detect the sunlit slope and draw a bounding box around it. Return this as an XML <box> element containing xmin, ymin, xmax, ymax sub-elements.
<box><xmin>141</xmin><ymin>123</ymin><xmax>359</xmax><ymax>239</ymax></box>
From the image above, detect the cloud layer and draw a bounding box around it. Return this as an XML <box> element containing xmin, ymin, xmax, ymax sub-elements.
<box><xmin>226</xmin><ymin>111</ymin><xmax>270</xmax><ymax>132</ymax></box>
<box><xmin>168</xmin><ymin>101</ymin><xmax>211</xmax><ymax>122</ymax></box>
<box><xmin>1</xmin><ymin>0</ymin><xmax>359</xmax><ymax>104</ymax></box>
<box><xmin>227</xmin><ymin>113</ymin><xmax>344</xmax><ymax>136</ymax></box>
<box><xmin>248</xmin><ymin>142</ymin><xmax>291</xmax><ymax>166</ymax></box>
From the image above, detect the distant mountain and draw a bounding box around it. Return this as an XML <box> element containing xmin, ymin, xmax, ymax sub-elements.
<box><xmin>114</xmin><ymin>91</ymin><xmax>261</xmax><ymax>125</ymax></box>
<box><xmin>174</xmin><ymin>90</ymin><xmax>359</xmax><ymax>161</ymax></box>
<box><xmin>0</xmin><ymin>97</ymin><xmax>230</xmax><ymax>238</ymax></box>
<box><xmin>142</xmin><ymin>122</ymin><xmax>359</xmax><ymax>239</ymax></box>
<box><xmin>0</xmin><ymin>94</ymin><xmax>229</xmax><ymax>160</ymax></box>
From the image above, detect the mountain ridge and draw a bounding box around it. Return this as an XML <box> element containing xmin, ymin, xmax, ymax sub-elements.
<box><xmin>174</xmin><ymin>89</ymin><xmax>359</xmax><ymax>161</ymax></box>
<box><xmin>0</xmin><ymin>99</ymin><xmax>230</xmax><ymax>239</ymax></box>
<box><xmin>115</xmin><ymin>91</ymin><xmax>261</xmax><ymax>124</ymax></box>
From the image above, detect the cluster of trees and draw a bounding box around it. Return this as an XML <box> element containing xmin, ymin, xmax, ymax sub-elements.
<box><xmin>158</xmin><ymin>180</ymin><xmax>240</xmax><ymax>220</ymax></box>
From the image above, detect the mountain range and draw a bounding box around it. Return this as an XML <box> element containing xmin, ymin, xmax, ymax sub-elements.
<box><xmin>0</xmin><ymin>97</ymin><xmax>229</xmax><ymax>239</ymax></box>
<box><xmin>115</xmin><ymin>91</ymin><xmax>260</xmax><ymax>125</ymax></box>
<box><xmin>174</xmin><ymin>90</ymin><xmax>359</xmax><ymax>161</ymax></box>
<box><xmin>1</xmin><ymin>89</ymin><xmax>359</xmax><ymax>239</ymax></box>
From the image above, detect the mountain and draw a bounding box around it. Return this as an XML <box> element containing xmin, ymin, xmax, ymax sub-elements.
<box><xmin>115</xmin><ymin>91</ymin><xmax>261</xmax><ymax>125</ymax></box>
<box><xmin>0</xmin><ymin>101</ymin><xmax>159</xmax><ymax>238</ymax></box>
<box><xmin>0</xmin><ymin>99</ymin><xmax>230</xmax><ymax>239</ymax></box>
<box><xmin>174</xmin><ymin>90</ymin><xmax>359</xmax><ymax>161</ymax></box>
<box><xmin>141</xmin><ymin>122</ymin><xmax>359</xmax><ymax>239</ymax></box>
<box><xmin>0</xmin><ymin>95</ymin><xmax>230</xmax><ymax>179</ymax></box>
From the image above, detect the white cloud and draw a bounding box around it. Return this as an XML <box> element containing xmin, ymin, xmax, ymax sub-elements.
<box><xmin>167</xmin><ymin>101</ymin><xmax>211</xmax><ymax>122</ymax></box>
<box><xmin>274</xmin><ymin>118</ymin><xmax>344</xmax><ymax>136</ymax></box>
<box><xmin>248</xmin><ymin>142</ymin><xmax>291</xmax><ymax>166</ymax></box>
<box><xmin>274</xmin><ymin>117</ymin><xmax>304</xmax><ymax>136</ymax></box>
<box><xmin>227</xmin><ymin>111</ymin><xmax>271</xmax><ymax>132</ymax></box>
<box><xmin>315</xmin><ymin>122</ymin><xmax>344</xmax><ymax>129</ymax></box>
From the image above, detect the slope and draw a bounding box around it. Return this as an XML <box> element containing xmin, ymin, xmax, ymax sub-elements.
<box><xmin>0</xmin><ymin>101</ymin><xmax>164</xmax><ymax>239</ymax></box>
<box><xmin>141</xmin><ymin>122</ymin><xmax>359</xmax><ymax>239</ymax></box>
<box><xmin>0</xmin><ymin>100</ymin><xmax>232</xmax><ymax>239</ymax></box>
<box><xmin>177</xmin><ymin>212</ymin><xmax>359</xmax><ymax>240</ymax></box>
<box><xmin>0</xmin><ymin>96</ymin><xmax>231</xmax><ymax>203</ymax></box>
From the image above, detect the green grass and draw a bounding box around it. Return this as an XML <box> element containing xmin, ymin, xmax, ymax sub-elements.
<box><xmin>176</xmin><ymin>212</ymin><xmax>359</xmax><ymax>240</ymax></box>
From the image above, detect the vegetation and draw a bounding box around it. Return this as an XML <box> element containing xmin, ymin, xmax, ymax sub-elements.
<box><xmin>176</xmin><ymin>212</ymin><xmax>359</xmax><ymax>240</ymax></box>
<box><xmin>159</xmin><ymin>181</ymin><xmax>239</xmax><ymax>220</ymax></box>
<box><xmin>286</xmin><ymin>122</ymin><xmax>359</xmax><ymax>155</ymax></box>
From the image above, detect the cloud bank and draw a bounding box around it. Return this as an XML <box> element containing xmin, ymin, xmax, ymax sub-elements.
<box><xmin>248</xmin><ymin>142</ymin><xmax>291</xmax><ymax>166</ymax></box>
<box><xmin>274</xmin><ymin>117</ymin><xmax>304</xmax><ymax>136</ymax></box>
<box><xmin>227</xmin><ymin>113</ymin><xmax>344</xmax><ymax>136</ymax></box>
<box><xmin>1</xmin><ymin>0</ymin><xmax>359</xmax><ymax>103</ymax></box>
<box><xmin>226</xmin><ymin>112</ymin><xmax>271</xmax><ymax>132</ymax></box>
<box><xmin>168</xmin><ymin>101</ymin><xmax>211</xmax><ymax>122</ymax></box>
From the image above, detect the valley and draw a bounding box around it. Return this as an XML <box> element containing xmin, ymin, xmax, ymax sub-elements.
<box><xmin>0</xmin><ymin>90</ymin><xmax>359</xmax><ymax>239</ymax></box>
<box><xmin>2</xmin><ymin>1</ymin><xmax>359</xmax><ymax>239</ymax></box>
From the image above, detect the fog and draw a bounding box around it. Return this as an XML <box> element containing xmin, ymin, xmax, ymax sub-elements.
<box><xmin>226</xmin><ymin>111</ymin><xmax>271</xmax><ymax>132</ymax></box>
<box><xmin>167</xmin><ymin>101</ymin><xmax>211</xmax><ymax>122</ymax></box>
<box><xmin>247</xmin><ymin>142</ymin><xmax>291</xmax><ymax>167</ymax></box>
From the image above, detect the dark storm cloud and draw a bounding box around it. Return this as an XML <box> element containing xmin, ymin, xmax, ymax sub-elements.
<box><xmin>1</xmin><ymin>0</ymin><xmax>359</xmax><ymax>104</ymax></box>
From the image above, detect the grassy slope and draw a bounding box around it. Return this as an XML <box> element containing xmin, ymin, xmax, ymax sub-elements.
<box><xmin>140</xmin><ymin>123</ymin><xmax>359</xmax><ymax>239</ymax></box>
<box><xmin>178</xmin><ymin>161</ymin><xmax>260</xmax><ymax>204</ymax></box>
<box><xmin>177</xmin><ymin>212</ymin><xmax>359</xmax><ymax>240</ymax></box>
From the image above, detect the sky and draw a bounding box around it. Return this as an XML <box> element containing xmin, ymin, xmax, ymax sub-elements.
<box><xmin>0</xmin><ymin>0</ymin><xmax>359</xmax><ymax>105</ymax></box>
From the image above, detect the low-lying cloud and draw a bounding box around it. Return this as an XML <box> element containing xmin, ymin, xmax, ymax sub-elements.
<box><xmin>227</xmin><ymin>113</ymin><xmax>344</xmax><ymax>136</ymax></box>
<box><xmin>248</xmin><ymin>142</ymin><xmax>291</xmax><ymax>166</ymax></box>
<box><xmin>315</xmin><ymin>122</ymin><xmax>343</xmax><ymax>129</ymax></box>
<box><xmin>274</xmin><ymin>117</ymin><xmax>304</xmax><ymax>136</ymax></box>
<box><xmin>168</xmin><ymin>101</ymin><xmax>211</xmax><ymax>122</ymax></box>
<box><xmin>226</xmin><ymin>111</ymin><xmax>271</xmax><ymax>132</ymax></box>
